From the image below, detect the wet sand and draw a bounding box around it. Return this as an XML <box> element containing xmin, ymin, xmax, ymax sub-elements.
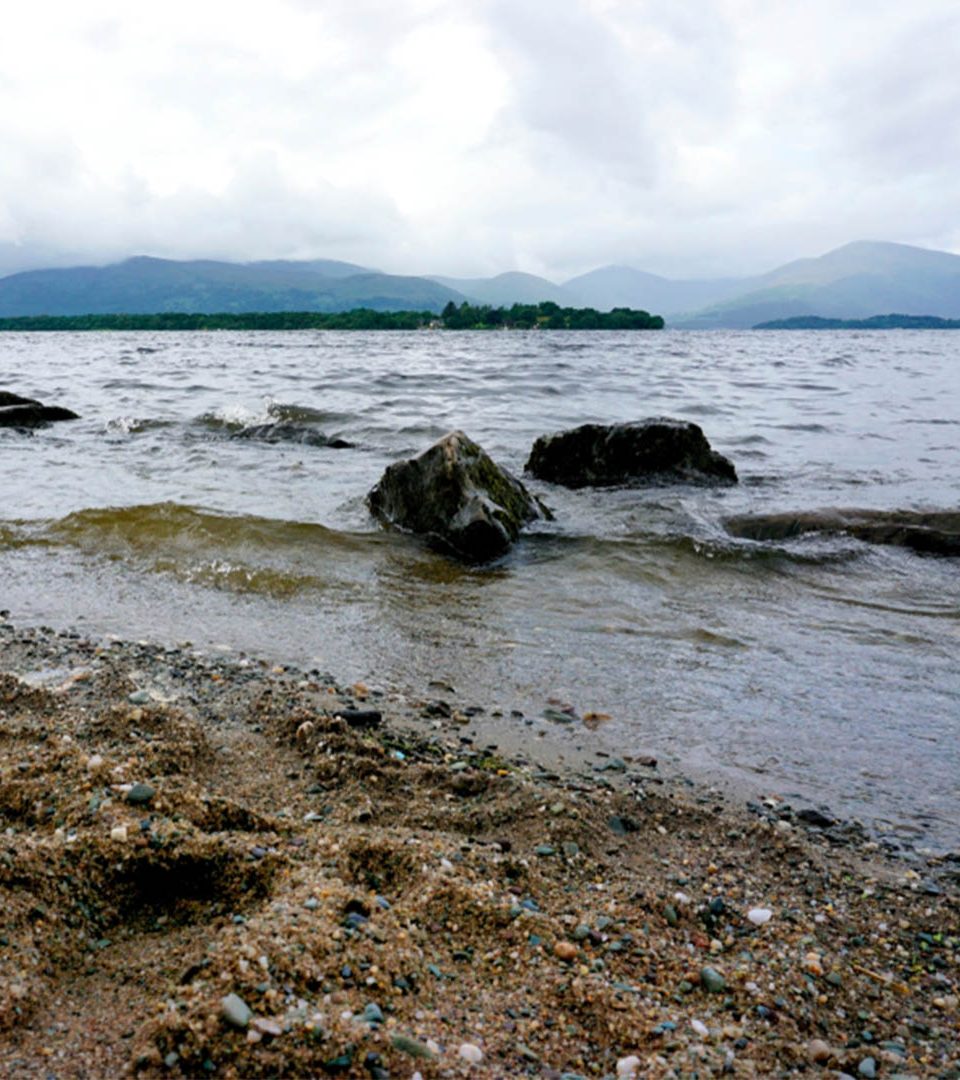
<box><xmin>0</xmin><ymin>622</ymin><xmax>957</xmax><ymax>1078</ymax></box>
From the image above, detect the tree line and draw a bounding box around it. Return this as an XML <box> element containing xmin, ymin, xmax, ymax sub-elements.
<box><xmin>0</xmin><ymin>301</ymin><xmax>664</xmax><ymax>332</ymax></box>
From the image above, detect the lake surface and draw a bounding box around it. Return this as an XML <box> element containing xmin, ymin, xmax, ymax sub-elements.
<box><xmin>2</xmin><ymin>329</ymin><xmax>958</xmax><ymax>853</ymax></box>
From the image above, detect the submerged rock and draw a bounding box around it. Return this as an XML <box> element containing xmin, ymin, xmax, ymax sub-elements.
<box><xmin>231</xmin><ymin>422</ymin><xmax>354</xmax><ymax>449</ymax></box>
<box><xmin>0</xmin><ymin>391</ymin><xmax>79</xmax><ymax>428</ymax></box>
<box><xmin>367</xmin><ymin>430</ymin><xmax>549</xmax><ymax>562</ymax></box>
<box><xmin>525</xmin><ymin>418</ymin><xmax>737</xmax><ymax>488</ymax></box>
<box><xmin>724</xmin><ymin>509</ymin><xmax>960</xmax><ymax>557</ymax></box>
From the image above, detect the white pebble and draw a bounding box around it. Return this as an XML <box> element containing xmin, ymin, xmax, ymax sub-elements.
<box><xmin>458</xmin><ymin>1042</ymin><xmax>483</xmax><ymax>1064</ymax></box>
<box><xmin>440</xmin><ymin>858</ymin><xmax>454</xmax><ymax>873</ymax></box>
<box><xmin>617</xmin><ymin>1056</ymin><xmax>642</xmax><ymax>1079</ymax></box>
<box><xmin>110</xmin><ymin>825</ymin><xmax>128</xmax><ymax>842</ymax></box>
<box><xmin>86</xmin><ymin>754</ymin><xmax>103</xmax><ymax>770</ymax></box>
<box><xmin>674</xmin><ymin>891</ymin><xmax>690</xmax><ymax>905</ymax></box>
<box><xmin>747</xmin><ymin>907</ymin><xmax>773</xmax><ymax>926</ymax></box>
<box><xmin>691</xmin><ymin>1019</ymin><xmax>709</xmax><ymax>1037</ymax></box>
<box><xmin>426</xmin><ymin>1039</ymin><xmax>441</xmax><ymax>1056</ymax></box>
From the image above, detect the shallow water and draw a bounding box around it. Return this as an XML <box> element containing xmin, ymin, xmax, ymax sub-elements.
<box><xmin>2</xmin><ymin>329</ymin><xmax>959</xmax><ymax>851</ymax></box>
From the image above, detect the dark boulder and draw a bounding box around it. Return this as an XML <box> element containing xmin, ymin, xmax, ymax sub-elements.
<box><xmin>525</xmin><ymin>419</ymin><xmax>737</xmax><ymax>488</ymax></box>
<box><xmin>725</xmin><ymin>509</ymin><xmax>960</xmax><ymax>557</ymax></box>
<box><xmin>0</xmin><ymin>391</ymin><xmax>79</xmax><ymax>428</ymax></box>
<box><xmin>367</xmin><ymin>430</ymin><xmax>549</xmax><ymax>562</ymax></box>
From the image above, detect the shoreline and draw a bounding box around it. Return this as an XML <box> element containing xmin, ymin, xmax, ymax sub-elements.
<box><xmin>1</xmin><ymin>621</ymin><xmax>957</xmax><ymax>1078</ymax></box>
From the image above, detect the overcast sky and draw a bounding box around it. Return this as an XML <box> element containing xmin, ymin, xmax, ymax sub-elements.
<box><xmin>1</xmin><ymin>0</ymin><xmax>957</xmax><ymax>281</ymax></box>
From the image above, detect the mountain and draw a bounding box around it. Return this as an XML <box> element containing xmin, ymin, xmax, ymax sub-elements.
<box><xmin>0</xmin><ymin>257</ymin><xmax>467</xmax><ymax>316</ymax></box>
<box><xmin>428</xmin><ymin>271</ymin><xmax>577</xmax><ymax>307</ymax></box>
<box><xmin>673</xmin><ymin>241</ymin><xmax>960</xmax><ymax>328</ymax></box>
<box><xmin>562</xmin><ymin>266</ymin><xmax>745</xmax><ymax>315</ymax></box>
<box><xmin>1</xmin><ymin>240</ymin><xmax>958</xmax><ymax>325</ymax></box>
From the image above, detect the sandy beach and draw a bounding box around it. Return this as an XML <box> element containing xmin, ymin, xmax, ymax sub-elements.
<box><xmin>0</xmin><ymin>621</ymin><xmax>957</xmax><ymax>1078</ymax></box>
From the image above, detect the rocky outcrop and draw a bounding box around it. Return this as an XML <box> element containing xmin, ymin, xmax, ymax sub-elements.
<box><xmin>367</xmin><ymin>430</ymin><xmax>549</xmax><ymax>562</ymax></box>
<box><xmin>725</xmin><ymin>509</ymin><xmax>960</xmax><ymax>557</ymax></box>
<box><xmin>0</xmin><ymin>391</ymin><xmax>79</xmax><ymax>427</ymax></box>
<box><xmin>525</xmin><ymin>419</ymin><xmax>737</xmax><ymax>488</ymax></box>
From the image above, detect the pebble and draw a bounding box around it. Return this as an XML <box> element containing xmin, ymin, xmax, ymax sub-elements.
<box><xmin>808</xmin><ymin>1038</ymin><xmax>833</xmax><ymax>1063</ymax></box>
<box><xmin>700</xmin><ymin>966</ymin><xmax>727</xmax><ymax>993</ymax></box>
<box><xmin>747</xmin><ymin>907</ymin><xmax>772</xmax><ymax>926</ymax></box>
<box><xmin>391</xmin><ymin>1034</ymin><xmax>434</xmax><ymax>1059</ymax></box>
<box><xmin>251</xmin><ymin>1017</ymin><xmax>283</xmax><ymax>1037</ymax></box>
<box><xmin>616</xmin><ymin>1056</ymin><xmax>641</xmax><ymax>1079</ymax></box>
<box><xmin>691</xmin><ymin>1019</ymin><xmax>709</xmax><ymax>1037</ymax></box>
<box><xmin>458</xmin><ymin>1042</ymin><xmax>484</xmax><ymax>1064</ymax></box>
<box><xmin>554</xmin><ymin>941</ymin><xmax>578</xmax><ymax>962</ymax></box>
<box><xmin>362</xmin><ymin>1003</ymin><xmax>384</xmax><ymax>1024</ymax></box>
<box><xmin>128</xmin><ymin>689</ymin><xmax>151</xmax><ymax>705</ymax></box>
<box><xmin>110</xmin><ymin>825</ymin><xmax>128</xmax><ymax>843</ymax></box>
<box><xmin>859</xmin><ymin>1057</ymin><xmax>877</xmax><ymax>1079</ymax></box>
<box><xmin>804</xmin><ymin>952</ymin><xmax>824</xmax><ymax>977</ymax></box>
<box><xmin>126</xmin><ymin>782</ymin><xmax>156</xmax><ymax>806</ymax></box>
<box><xmin>220</xmin><ymin>993</ymin><xmax>252</xmax><ymax>1030</ymax></box>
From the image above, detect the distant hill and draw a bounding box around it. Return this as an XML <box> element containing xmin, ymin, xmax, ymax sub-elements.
<box><xmin>561</xmin><ymin>265</ymin><xmax>744</xmax><ymax>315</ymax></box>
<box><xmin>673</xmin><ymin>241</ymin><xmax>960</xmax><ymax>328</ymax></box>
<box><xmin>754</xmin><ymin>313</ymin><xmax>960</xmax><ymax>330</ymax></box>
<box><xmin>428</xmin><ymin>271</ymin><xmax>577</xmax><ymax>307</ymax></box>
<box><xmin>0</xmin><ymin>256</ymin><xmax>467</xmax><ymax>316</ymax></box>
<box><xmin>1</xmin><ymin>241</ymin><xmax>958</xmax><ymax>326</ymax></box>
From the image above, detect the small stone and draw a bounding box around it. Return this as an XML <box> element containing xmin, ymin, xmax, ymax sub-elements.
<box><xmin>700</xmin><ymin>966</ymin><xmax>727</xmax><ymax>993</ymax></box>
<box><xmin>126</xmin><ymin>782</ymin><xmax>156</xmax><ymax>806</ymax></box>
<box><xmin>808</xmin><ymin>1039</ymin><xmax>833</xmax><ymax>1063</ymax></box>
<box><xmin>220</xmin><ymin>993</ymin><xmax>252</xmax><ymax>1029</ymax></box>
<box><xmin>691</xmin><ymin>1019</ymin><xmax>709</xmax><ymax>1037</ymax></box>
<box><xmin>458</xmin><ymin>1042</ymin><xmax>484</xmax><ymax>1064</ymax></box>
<box><xmin>304</xmin><ymin>898</ymin><xmax>319</xmax><ymax>910</ymax></box>
<box><xmin>664</xmin><ymin>904</ymin><xmax>679</xmax><ymax>927</ymax></box>
<box><xmin>128</xmin><ymin>689</ymin><xmax>151</xmax><ymax>705</ymax></box>
<box><xmin>251</xmin><ymin>1017</ymin><xmax>283</xmax><ymax>1037</ymax></box>
<box><xmin>535</xmin><ymin>844</ymin><xmax>556</xmax><ymax>857</ymax></box>
<box><xmin>859</xmin><ymin>1057</ymin><xmax>877</xmax><ymax>1079</ymax></box>
<box><xmin>554</xmin><ymin>941</ymin><xmax>578</xmax><ymax>962</ymax></box>
<box><xmin>616</xmin><ymin>1056</ymin><xmax>641</xmax><ymax>1079</ymax></box>
<box><xmin>804</xmin><ymin>952</ymin><xmax>824</xmax><ymax>977</ymax></box>
<box><xmin>363</xmin><ymin>1003</ymin><xmax>384</xmax><ymax>1024</ymax></box>
<box><xmin>747</xmin><ymin>907</ymin><xmax>772</xmax><ymax>926</ymax></box>
<box><xmin>110</xmin><ymin>825</ymin><xmax>128</xmax><ymax>843</ymax></box>
<box><xmin>391</xmin><ymin>1034</ymin><xmax>434</xmax><ymax>1060</ymax></box>
<box><xmin>164</xmin><ymin>1052</ymin><xmax>179</xmax><ymax>1068</ymax></box>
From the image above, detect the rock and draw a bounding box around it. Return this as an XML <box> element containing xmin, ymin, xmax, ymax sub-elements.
<box><xmin>808</xmin><ymin>1038</ymin><xmax>833</xmax><ymax>1063</ymax></box>
<box><xmin>724</xmin><ymin>508</ymin><xmax>960</xmax><ymax>558</ymax></box>
<box><xmin>525</xmin><ymin>419</ymin><xmax>737</xmax><ymax>488</ymax></box>
<box><xmin>391</xmin><ymin>1034</ymin><xmax>435</xmax><ymax>1060</ymax></box>
<box><xmin>220</xmin><ymin>992</ymin><xmax>252</xmax><ymax>1029</ymax></box>
<box><xmin>700</xmin><ymin>966</ymin><xmax>727</xmax><ymax>993</ymax></box>
<box><xmin>367</xmin><ymin>430</ymin><xmax>550</xmax><ymax>562</ymax></box>
<box><xmin>859</xmin><ymin>1057</ymin><xmax>877</xmax><ymax>1079</ymax></box>
<box><xmin>332</xmin><ymin>708</ymin><xmax>382</xmax><ymax>729</ymax></box>
<box><xmin>0</xmin><ymin>392</ymin><xmax>79</xmax><ymax>428</ymax></box>
<box><xmin>796</xmin><ymin>807</ymin><xmax>837</xmax><ymax>828</ymax></box>
<box><xmin>458</xmin><ymin>1042</ymin><xmax>484</xmax><ymax>1064</ymax></box>
<box><xmin>747</xmin><ymin>907</ymin><xmax>773</xmax><ymax>926</ymax></box>
<box><xmin>554</xmin><ymin>941</ymin><xmax>578</xmax><ymax>962</ymax></box>
<box><xmin>126</xmin><ymin>782</ymin><xmax>156</xmax><ymax>806</ymax></box>
<box><xmin>616</xmin><ymin>1056</ymin><xmax>642</xmax><ymax>1079</ymax></box>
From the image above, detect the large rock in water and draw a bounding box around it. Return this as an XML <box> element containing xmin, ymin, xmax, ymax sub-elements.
<box><xmin>367</xmin><ymin>431</ymin><xmax>549</xmax><ymax>562</ymax></box>
<box><xmin>0</xmin><ymin>390</ymin><xmax>79</xmax><ymax>428</ymax></box>
<box><xmin>525</xmin><ymin>418</ymin><xmax>737</xmax><ymax>488</ymax></box>
<box><xmin>725</xmin><ymin>509</ymin><xmax>960</xmax><ymax>557</ymax></box>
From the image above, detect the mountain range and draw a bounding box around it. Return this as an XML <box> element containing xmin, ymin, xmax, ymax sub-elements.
<box><xmin>0</xmin><ymin>241</ymin><xmax>958</xmax><ymax>327</ymax></box>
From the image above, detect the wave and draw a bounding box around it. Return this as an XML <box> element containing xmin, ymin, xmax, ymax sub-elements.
<box><xmin>192</xmin><ymin>401</ymin><xmax>356</xmax><ymax>448</ymax></box>
<box><xmin>1</xmin><ymin>503</ymin><xmax>385</xmax><ymax>598</ymax></box>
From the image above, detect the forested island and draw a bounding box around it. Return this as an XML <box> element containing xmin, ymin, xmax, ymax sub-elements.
<box><xmin>0</xmin><ymin>301</ymin><xmax>663</xmax><ymax>332</ymax></box>
<box><xmin>754</xmin><ymin>313</ymin><xmax>960</xmax><ymax>330</ymax></box>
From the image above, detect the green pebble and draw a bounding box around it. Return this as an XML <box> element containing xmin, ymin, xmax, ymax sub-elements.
<box><xmin>700</xmin><ymin>966</ymin><xmax>727</xmax><ymax>993</ymax></box>
<box><xmin>391</xmin><ymin>1034</ymin><xmax>435</xmax><ymax>1060</ymax></box>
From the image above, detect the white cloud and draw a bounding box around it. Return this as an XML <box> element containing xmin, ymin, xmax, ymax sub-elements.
<box><xmin>0</xmin><ymin>0</ymin><xmax>957</xmax><ymax>280</ymax></box>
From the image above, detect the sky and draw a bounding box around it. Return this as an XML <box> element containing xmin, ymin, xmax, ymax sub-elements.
<box><xmin>1</xmin><ymin>0</ymin><xmax>958</xmax><ymax>281</ymax></box>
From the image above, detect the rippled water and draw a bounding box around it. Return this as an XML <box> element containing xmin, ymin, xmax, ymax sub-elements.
<box><xmin>2</xmin><ymin>329</ymin><xmax>959</xmax><ymax>851</ymax></box>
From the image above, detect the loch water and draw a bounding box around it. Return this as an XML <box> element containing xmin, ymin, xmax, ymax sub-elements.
<box><xmin>1</xmin><ymin>329</ymin><xmax>958</xmax><ymax>852</ymax></box>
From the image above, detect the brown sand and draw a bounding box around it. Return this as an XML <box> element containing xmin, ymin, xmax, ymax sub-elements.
<box><xmin>0</xmin><ymin>626</ymin><xmax>957</xmax><ymax>1078</ymax></box>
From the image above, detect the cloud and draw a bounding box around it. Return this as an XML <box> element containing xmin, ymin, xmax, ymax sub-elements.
<box><xmin>0</xmin><ymin>0</ymin><xmax>957</xmax><ymax>281</ymax></box>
